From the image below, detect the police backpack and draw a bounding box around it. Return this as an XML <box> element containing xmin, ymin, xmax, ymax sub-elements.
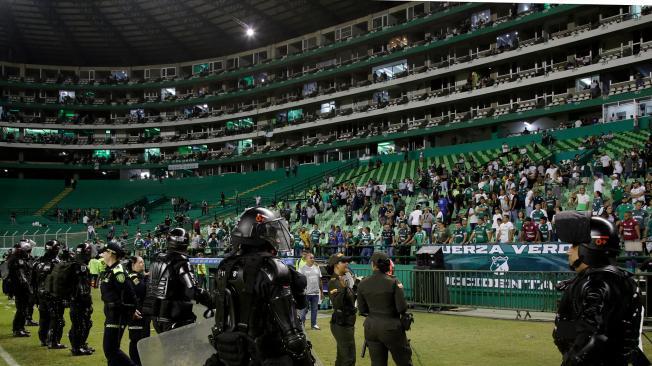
<box><xmin>47</xmin><ymin>261</ymin><xmax>76</xmax><ymax>300</ymax></box>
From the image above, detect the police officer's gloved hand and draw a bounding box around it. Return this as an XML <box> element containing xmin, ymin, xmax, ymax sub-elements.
<box><xmin>284</xmin><ymin>333</ymin><xmax>309</xmax><ymax>359</ymax></box>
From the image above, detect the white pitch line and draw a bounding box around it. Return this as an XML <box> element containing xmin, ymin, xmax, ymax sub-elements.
<box><xmin>0</xmin><ymin>344</ymin><xmax>20</xmax><ymax>366</ymax></box>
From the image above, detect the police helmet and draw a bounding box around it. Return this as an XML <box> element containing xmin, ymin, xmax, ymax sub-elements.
<box><xmin>556</xmin><ymin>211</ymin><xmax>619</xmax><ymax>268</ymax></box>
<box><xmin>44</xmin><ymin>239</ymin><xmax>62</xmax><ymax>257</ymax></box>
<box><xmin>230</xmin><ymin>207</ymin><xmax>292</xmax><ymax>253</ymax></box>
<box><xmin>75</xmin><ymin>243</ymin><xmax>94</xmax><ymax>264</ymax></box>
<box><xmin>16</xmin><ymin>239</ymin><xmax>34</xmax><ymax>256</ymax></box>
<box><xmin>167</xmin><ymin>227</ymin><xmax>189</xmax><ymax>252</ymax></box>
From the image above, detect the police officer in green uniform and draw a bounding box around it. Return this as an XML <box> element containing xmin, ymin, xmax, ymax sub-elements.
<box><xmin>100</xmin><ymin>241</ymin><xmax>138</xmax><ymax>366</ymax></box>
<box><xmin>327</xmin><ymin>254</ymin><xmax>357</xmax><ymax>366</ymax></box>
<box><xmin>357</xmin><ymin>252</ymin><xmax>412</xmax><ymax>366</ymax></box>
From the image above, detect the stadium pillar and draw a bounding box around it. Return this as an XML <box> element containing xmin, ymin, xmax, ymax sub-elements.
<box><xmin>18</xmin><ymin>151</ymin><xmax>24</xmax><ymax>162</ymax></box>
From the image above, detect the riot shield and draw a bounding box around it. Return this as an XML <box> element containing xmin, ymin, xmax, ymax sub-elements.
<box><xmin>138</xmin><ymin>305</ymin><xmax>215</xmax><ymax>366</ymax></box>
<box><xmin>0</xmin><ymin>261</ymin><xmax>8</xmax><ymax>280</ymax></box>
<box><xmin>138</xmin><ymin>305</ymin><xmax>325</xmax><ymax>366</ymax></box>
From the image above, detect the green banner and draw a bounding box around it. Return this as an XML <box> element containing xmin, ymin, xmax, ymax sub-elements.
<box><xmin>441</xmin><ymin>243</ymin><xmax>572</xmax><ymax>272</ymax></box>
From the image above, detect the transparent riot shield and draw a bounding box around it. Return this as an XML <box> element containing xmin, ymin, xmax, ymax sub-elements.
<box><xmin>138</xmin><ymin>305</ymin><xmax>215</xmax><ymax>366</ymax></box>
<box><xmin>138</xmin><ymin>305</ymin><xmax>325</xmax><ymax>366</ymax></box>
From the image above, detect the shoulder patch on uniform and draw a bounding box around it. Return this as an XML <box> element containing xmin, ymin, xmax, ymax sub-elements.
<box><xmin>112</xmin><ymin>264</ymin><xmax>124</xmax><ymax>274</ymax></box>
<box><xmin>115</xmin><ymin>272</ymin><xmax>125</xmax><ymax>283</ymax></box>
<box><xmin>132</xmin><ymin>278</ymin><xmax>140</xmax><ymax>285</ymax></box>
<box><xmin>329</xmin><ymin>288</ymin><xmax>338</xmax><ymax>295</ymax></box>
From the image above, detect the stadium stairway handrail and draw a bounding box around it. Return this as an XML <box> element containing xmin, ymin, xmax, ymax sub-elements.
<box><xmin>231</xmin><ymin>159</ymin><xmax>361</xmax><ymax>212</ymax></box>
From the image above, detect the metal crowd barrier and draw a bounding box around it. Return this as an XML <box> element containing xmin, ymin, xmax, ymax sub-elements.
<box><xmin>407</xmin><ymin>270</ymin><xmax>574</xmax><ymax>313</ymax></box>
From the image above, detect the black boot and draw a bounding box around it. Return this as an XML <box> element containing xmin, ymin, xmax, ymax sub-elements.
<box><xmin>13</xmin><ymin>330</ymin><xmax>30</xmax><ymax>337</ymax></box>
<box><xmin>25</xmin><ymin>320</ymin><xmax>39</xmax><ymax>326</ymax></box>
<box><xmin>83</xmin><ymin>344</ymin><xmax>95</xmax><ymax>353</ymax></box>
<box><xmin>71</xmin><ymin>347</ymin><xmax>93</xmax><ymax>356</ymax></box>
<box><xmin>48</xmin><ymin>343</ymin><xmax>67</xmax><ymax>349</ymax></box>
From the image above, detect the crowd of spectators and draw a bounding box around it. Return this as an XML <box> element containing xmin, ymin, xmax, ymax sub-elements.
<box><xmin>285</xmin><ymin>134</ymin><xmax>652</xmax><ymax>264</ymax></box>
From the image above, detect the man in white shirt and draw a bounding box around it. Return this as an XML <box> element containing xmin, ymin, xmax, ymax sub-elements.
<box><xmin>298</xmin><ymin>253</ymin><xmax>322</xmax><ymax>330</ymax></box>
<box><xmin>545</xmin><ymin>164</ymin><xmax>559</xmax><ymax>181</ymax></box>
<box><xmin>600</xmin><ymin>153</ymin><xmax>611</xmax><ymax>174</ymax></box>
<box><xmin>525</xmin><ymin>187</ymin><xmax>535</xmax><ymax>217</ymax></box>
<box><xmin>497</xmin><ymin>215</ymin><xmax>515</xmax><ymax>243</ymax></box>
<box><xmin>408</xmin><ymin>206</ymin><xmax>423</xmax><ymax>234</ymax></box>
<box><xmin>575</xmin><ymin>187</ymin><xmax>591</xmax><ymax>212</ymax></box>
<box><xmin>610</xmin><ymin>174</ymin><xmax>620</xmax><ymax>189</ymax></box>
<box><xmin>631</xmin><ymin>181</ymin><xmax>646</xmax><ymax>204</ymax></box>
<box><xmin>593</xmin><ymin>174</ymin><xmax>604</xmax><ymax>195</ymax></box>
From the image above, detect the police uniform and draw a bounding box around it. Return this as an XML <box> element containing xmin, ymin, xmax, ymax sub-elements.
<box><xmin>100</xmin><ymin>243</ymin><xmax>138</xmax><ymax>366</ymax></box>
<box><xmin>128</xmin><ymin>270</ymin><xmax>150</xmax><ymax>366</ymax></box>
<box><xmin>357</xmin><ymin>252</ymin><xmax>412</xmax><ymax>366</ymax></box>
<box><xmin>32</xmin><ymin>240</ymin><xmax>62</xmax><ymax>346</ymax></box>
<box><xmin>25</xmin><ymin>253</ymin><xmax>38</xmax><ymax>327</ymax></box>
<box><xmin>7</xmin><ymin>242</ymin><xmax>33</xmax><ymax>337</ymax></box>
<box><xmin>69</xmin><ymin>243</ymin><xmax>95</xmax><ymax>356</ymax></box>
<box><xmin>206</xmin><ymin>207</ymin><xmax>314</xmax><ymax>366</ymax></box>
<box><xmin>143</xmin><ymin>228</ymin><xmax>213</xmax><ymax>334</ymax></box>
<box><xmin>327</xmin><ymin>254</ymin><xmax>356</xmax><ymax>366</ymax></box>
<box><xmin>553</xmin><ymin>212</ymin><xmax>649</xmax><ymax>366</ymax></box>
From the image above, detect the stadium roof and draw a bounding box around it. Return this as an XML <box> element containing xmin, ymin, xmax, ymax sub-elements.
<box><xmin>0</xmin><ymin>0</ymin><xmax>405</xmax><ymax>67</ymax></box>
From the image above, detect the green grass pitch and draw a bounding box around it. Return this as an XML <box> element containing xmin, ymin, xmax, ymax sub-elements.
<box><xmin>0</xmin><ymin>289</ymin><xmax>650</xmax><ymax>366</ymax></box>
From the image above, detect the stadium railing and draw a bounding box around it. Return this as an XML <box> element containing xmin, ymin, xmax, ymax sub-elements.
<box><xmin>0</xmin><ymin>228</ymin><xmax>87</xmax><ymax>253</ymax></box>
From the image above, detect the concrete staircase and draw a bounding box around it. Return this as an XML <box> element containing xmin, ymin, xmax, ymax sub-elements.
<box><xmin>34</xmin><ymin>187</ymin><xmax>73</xmax><ymax>216</ymax></box>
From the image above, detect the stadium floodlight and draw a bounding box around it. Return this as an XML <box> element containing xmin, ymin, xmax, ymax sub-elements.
<box><xmin>233</xmin><ymin>16</ymin><xmax>255</xmax><ymax>38</ymax></box>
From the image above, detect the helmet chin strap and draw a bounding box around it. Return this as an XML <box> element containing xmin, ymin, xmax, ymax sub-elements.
<box><xmin>570</xmin><ymin>256</ymin><xmax>584</xmax><ymax>271</ymax></box>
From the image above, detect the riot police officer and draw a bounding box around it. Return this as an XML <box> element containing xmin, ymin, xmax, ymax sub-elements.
<box><xmin>357</xmin><ymin>252</ymin><xmax>412</xmax><ymax>366</ymax></box>
<box><xmin>127</xmin><ymin>255</ymin><xmax>149</xmax><ymax>366</ymax></box>
<box><xmin>143</xmin><ymin>227</ymin><xmax>213</xmax><ymax>333</ymax></box>
<box><xmin>327</xmin><ymin>254</ymin><xmax>357</xmax><ymax>366</ymax></box>
<box><xmin>205</xmin><ymin>207</ymin><xmax>315</xmax><ymax>366</ymax></box>
<box><xmin>32</xmin><ymin>239</ymin><xmax>64</xmax><ymax>347</ymax></box>
<box><xmin>553</xmin><ymin>211</ymin><xmax>649</xmax><ymax>366</ymax></box>
<box><xmin>68</xmin><ymin>243</ymin><xmax>95</xmax><ymax>356</ymax></box>
<box><xmin>7</xmin><ymin>240</ymin><xmax>33</xmax><ymax>337</ymax></box>
<box><xmin>100</xmin><ymin>241</ymin><xmax>138</xmax><ymax>366</ymax></box>
<box><xmin>24</xmin><ymin>240</ymin><xmax>38</xmax><ymax>327</ymax></box>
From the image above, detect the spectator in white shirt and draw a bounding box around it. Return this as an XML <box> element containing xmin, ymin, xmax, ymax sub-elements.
<box><xmin>87</xmin><ymin>224</ymin><xmax>95</xmax><ymax>241</ymax></box>
<box><xmin>613</xmin><ymin>160</ymin><xmax>623</xmax><ymax>176</ymax></box>
<box><xmin>545</xmin><ymin>164</ymin><xmax>559</xmax><ymax>181</ymax></box>
<box><xmin>600</xmin><ymin>153</ymin><xmax>612</xmax><ymax>175</ymax></box>
<box><xmin>593</xmin><ymin>174</ymin><xmax>604</xmax><ymax>195</ymax></box>
<box><xmin>497</xmin><ymin>215</ymin><xmax>515</xmax><ymax>243</ymax></box>
<box><xmin>631</xmin><ymin>181</ymin><xmax>646</xmax><ymax>204</ymax></box>
<box><xmin>574</xmin><ymin>187</ymin><xmax>591</xmax><ymax>212</ymax></box>
<box><xmin>408</xmin><ymin>206</ymin><xmax>423</xmax><ymax>234</ymax></box>
<box><xmin>298</xmin><ymin>253</ymin><xmax>322</xmax><ymax>330</ymax></box>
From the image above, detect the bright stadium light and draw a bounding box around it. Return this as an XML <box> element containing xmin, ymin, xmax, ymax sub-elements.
<box><xmin>233</xmin><ymin>17</ymin><xmax>255</xmax><ymax>38</ymax></box>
